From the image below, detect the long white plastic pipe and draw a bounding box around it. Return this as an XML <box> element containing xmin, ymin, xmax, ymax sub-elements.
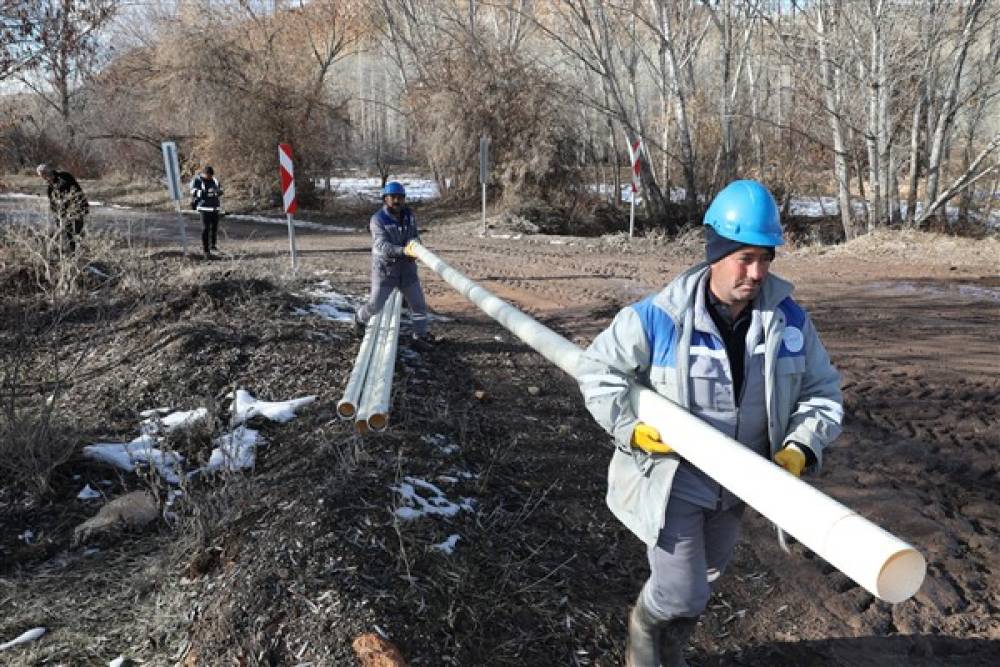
<box><xmin>356</xmin><ymin>290</ymin><xmax>402</xmax><ymax>433</ymax></box>
<box><xmin>409</xmin><ymin>241</ymin><xmax>925</xmax><ymax>603</ymax></box>
<box><xmin>337</xmin><ymin>307</ymin><xmax>385</xmax><ymax>419</ymax></box>
<box><xmin>365</xmin><ymin>289</ymin><xmax>404</xmax><ymax>431</ymax></box>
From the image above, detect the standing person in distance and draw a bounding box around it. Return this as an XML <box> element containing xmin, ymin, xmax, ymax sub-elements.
<box><xmin>354</xmin><ymin>181</ymin><xmax>433</xmax><ymax>351</ymax></box>
<box><xmin>37</xmin><ymin>163</ymin><xmax>89</xmax><ymax>253</ymax></box>
<box><xmin>577</xmin><ymin>180</ymin><xmax>843</xmax><ymax>666</ymax></box>
<box><xmin>190</xmin><ymin>165</ymin><xmax>224</xmax><ymax>259</ymax></box>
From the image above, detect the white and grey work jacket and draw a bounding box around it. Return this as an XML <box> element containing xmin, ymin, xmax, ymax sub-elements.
<box><xmin>576</xmin><ymin>263</ymin><xmax>844</xmax><ymax>546</ymax></box>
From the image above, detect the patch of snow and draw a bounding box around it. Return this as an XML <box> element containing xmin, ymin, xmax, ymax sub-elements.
<box><xmin>77</xmin><ymin>484</ymin><xmax>102</xmax><ymax>500</ymax></box>
<box><xmin>315</xmin><ymin>174</ymin><xmax>439</xmax><ymax>202</ymax></box>
<box><xmin>203</xmin><ymin>427</ymin><xmax>261</xmax><ymax>473</ymax></box>
<box><xmin>83</xmin><ymin>435</ymin><xmax>184</xmax><ymax>484</ymax></box>
<box><xmin>392</xmin><ymin>476</ymin><xmax>475</xmax><ymax>521</ymax></box>
<box><xmin>867</xmin><ymin>280</ymin><xmax>1000</xmax><ymax>304</ymax></box>
<box><xmin>0</xmin><ymin>627</ymin><xmax>46</xmax><ymax>651</ymax></box>
<box><xmin>0</xmin><ymin>193</ymin><xmax>44</xmax><ymax>200</ymax></box>
<box><xmin>231</xmin><ymin>389</ymin><xmax>315</xmax><ymax>425</ymax></box>
<box><xmin>140</xmin><ymin>407</ymin><xmax>208</xmax><ymax>435</ymax></box>
<box><xmin>421</xmin><ymin>433</ymin><xmax>460</xmax><ymax>455</ymax></box>
<box><xmin>225</xmin><ymin>212</ymin><xmax>355</xmax><ymax>232</ymax></box>
<box><xmin>298</xmin><ymin>282</ymin><xmax>361</xmax><ymax>323</ymax></box>
<box><xmin>432</xmin><ymin>534</ymin><xmax>461</xmax><ymax>554</ymax></box>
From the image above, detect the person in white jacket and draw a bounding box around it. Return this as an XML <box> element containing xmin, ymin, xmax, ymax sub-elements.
<box><xmin>577</xmin><ymin>180</ymin><xmax>843</xmax><ymax>666</ymax></box>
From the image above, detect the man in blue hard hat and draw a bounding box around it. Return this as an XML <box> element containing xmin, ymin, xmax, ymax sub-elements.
<box><xmin>355</xmin><ymin>181</ymin><xmax>433</xmax><ymax>350</ymax></box>
<box><xmin>577</xmin><ymin>180</ymin><xmax>843</xmax><ymax>666</ymax></box>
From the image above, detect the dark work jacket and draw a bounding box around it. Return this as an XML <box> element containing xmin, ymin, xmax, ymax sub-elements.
<box><xmin>190</xmin><ymin>175</ymin><xmax>223</xmax><ymax>211</ymax></box>
<box><xmin>47</xmin><ymin>171</ymin><xmax>89</xmax><ymax>221</ymax></box>
<box><xmin>370</xmin><ymin>205</ymin><xmax>419</xmax><ymax>273</ymax></box>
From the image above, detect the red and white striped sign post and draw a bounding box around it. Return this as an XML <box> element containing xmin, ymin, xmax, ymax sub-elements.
<box><xmin>626</xmin><ymin>138</ymin><xmax>642</xmax><ymax>239</ymax></box>
<box><xmin>278</xmin><ymin>143</ymin><xmax>299</xmax><ymax>270</ymax></box>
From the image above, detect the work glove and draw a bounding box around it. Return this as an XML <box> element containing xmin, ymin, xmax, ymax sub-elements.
<box><xmin>403</xmin><ymin>240</ymin><xmax>419</xmax><ymax>258</ymax></box>
<box><xmin>630</xmin><ymin>422</ymin><xmax>674</xmax><ymax>455</ymax></box>
<box><xmin>773</xmin><ymin>443</ymin><xmax>806</xmax><ymax>477</ymax></box>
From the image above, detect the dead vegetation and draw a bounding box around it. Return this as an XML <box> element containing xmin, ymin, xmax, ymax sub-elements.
<box><xmin>1</xmin><ymin>211</ymin><xmax>999</xmax><ymax>665</ymax></box>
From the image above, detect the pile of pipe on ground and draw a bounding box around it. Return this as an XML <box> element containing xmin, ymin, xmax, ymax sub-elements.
<box><xmin>337</xmin><ymin>290</ymin><xmax>403</xmax><ymax>433</ymax></box>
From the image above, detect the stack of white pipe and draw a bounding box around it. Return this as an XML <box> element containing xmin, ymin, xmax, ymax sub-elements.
<box><xmin>357</xmin><ymin>290</ymin><xmax>403</xmax><ymax>432</ymax></box>
<box><xmin>407</xmin><ymin>240</ymin><xmax>925</xmax><ymax>605</ymax></box>
<box><xmin>337</xmin><ymin>290</ymin><xmax>403</xmax><ymax>432</ymax></box>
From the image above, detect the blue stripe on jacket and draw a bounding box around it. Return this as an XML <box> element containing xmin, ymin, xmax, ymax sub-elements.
<box><xmin>777</xmin><ymin>297</ymin><xmax>806</xmax><ymax>358</ymax></box>
<box><xmin>631</xmin><ymin>296</ymin><xmax>678</xmax><ymax>369</ymax></box>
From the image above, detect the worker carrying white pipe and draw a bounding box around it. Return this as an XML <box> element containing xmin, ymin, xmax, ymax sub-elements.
<box><xmin>576</xmin><ymin>180</ymin><xmax>844</xmax><ymax>667</ymax></box>
<box><xmin>354</xmin><ymin>181</ymin><xmax>435</xmax><ymax>352</ymax></box>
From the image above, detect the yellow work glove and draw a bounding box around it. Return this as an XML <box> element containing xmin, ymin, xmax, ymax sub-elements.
<box><xmin>774</xmin><ymin>444</ymin><xmax>806</xmax><ymax>477</ymax></box>
<box><xmin>403</xmin><ymin>241</ymin><xmax>419</xmax><ymax>258</ymax></box>
<box><xmin>630</xmin><ymin>422</ymin><xmax>674</xmax><ymax>455</ymax></box>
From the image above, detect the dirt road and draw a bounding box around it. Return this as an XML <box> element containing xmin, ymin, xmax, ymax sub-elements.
<box><xmin>2</xmin><ymin>200</ymin><xmax>998</xmax><ymax>665</ymax></box>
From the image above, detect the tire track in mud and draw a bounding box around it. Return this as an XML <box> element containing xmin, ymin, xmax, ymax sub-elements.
<box><xmin>775</xmin><ymin>285</ymin><xmax>1000</xmax><ymax>647</ymax></box>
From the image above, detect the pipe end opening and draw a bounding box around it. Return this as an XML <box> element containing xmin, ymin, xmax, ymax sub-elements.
<box><xmin>877</xmin><ymin>548</ymin><xmax>927</xmax><ymax>604</ymax></box>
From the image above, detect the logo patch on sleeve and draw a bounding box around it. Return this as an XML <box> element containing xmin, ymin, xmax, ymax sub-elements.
<box><xmin>782</xmin><ymin>326</ymin><xmax>804</xmax><ymax>353</ymax></box>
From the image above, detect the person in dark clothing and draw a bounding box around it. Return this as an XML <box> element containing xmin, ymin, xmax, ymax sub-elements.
<box><xmin>37</xmin><ymin>164</ymin><xmax>89</xmax><ymax>253</ymax></box>
<box><xmin>189</xmin><ymin>165</ymin><xmax>224</xmax><ymax>259</ymax></box>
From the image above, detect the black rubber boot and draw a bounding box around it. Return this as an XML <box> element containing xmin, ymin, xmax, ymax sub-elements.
<box><xmin>626</xmin><ymin>593</ymin><xmax>662</xmax><ymax>667</ymax></box>
<box><xmin>660</xmin><ymin>617</ymin><xmax>696</xmax><ymax>667</ymax></box>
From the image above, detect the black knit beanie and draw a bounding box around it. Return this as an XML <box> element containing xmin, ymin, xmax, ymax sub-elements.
<box><xmin>704</xmin><ymin>226</ymin><xmax>748</xmax><ymax>263</ymax></box>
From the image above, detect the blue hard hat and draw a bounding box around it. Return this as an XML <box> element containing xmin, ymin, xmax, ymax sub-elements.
<box><xmin>382</xmin><ymin>181</ymin><xmax>406</xmax><ymax>198</ymax></box>
<box><xmin>703</xmin><ymin>180</ymin><xmax>784</xmax><ymax>247</ymax></box>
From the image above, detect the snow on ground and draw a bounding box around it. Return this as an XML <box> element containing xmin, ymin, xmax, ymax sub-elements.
<box><xmin>139</xmin><ymin>407</ymin><xmax>208</xmax><ymax>435</ymax></box>
<box><xmin>391</xmin><ymin>476</ymin><xmax>475</xmax><ymax>521</ymax></box>
<box><xmin>224</xmin><ymin>212</ymin><xmax>355</xmax><ymax>232</ymax></box>
<box><xmin>587</xmin><ymin>183</ymin><xmax>1000</xmax><ymax>228</ymax></box>
<box><xmin>296</xmin><ymin>281</ymin><xmax>360</xmax><ymax>323</ymax></box>
<box><xmin>421</xmin><ymin>433</ymin><xmax>460</xmax><ymax>455</ymax></box>
<box><xmin>231</xmin><ymin>389</ymin><xmax>316</xmax><ymax>425</ymax></box>
<box><xmin>316</xmin><ymin>174</ymin><xmax>439</xmax><ymax>202</ymax></box>
<box><xmin>83</xmin><ymin>435</ymin><xmax>184</xmax><ymax>485</ymax></box>
<box><xmin>82</xmin><ymin>390</ymin><xmax>314</xmax><ymax>484</ymax></box>
<box><xmin>0</xmin><ymin>627</ymin><xmax>47</xmax><ymax>651</ymax></box>
<box><xmin>432</xmin><ymin>534</ymin><xmax>461</xmax><ymax>554</ymax></box>
<box><xmin>203</xmin><ymin>427</ymin><xmax>261</xmax><ymax>474</ymax></box>
<box><xmin>77</xmin><ymin>484</ymin><xmax>102</xmax><ymax>500</ymax></box>
<box><xmin>295</xmin><ymin>282</ymin><xmax>453</xmax><ymax>326</ymax></box>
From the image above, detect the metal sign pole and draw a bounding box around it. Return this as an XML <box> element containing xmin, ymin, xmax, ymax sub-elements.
<box><xmin>629</xmin><ymin>196</ymin><xmax>635</xmax><ymax>239</ymax></box>
<box><xmin>176</xmin><ymin>201</ymin><xmax>187</xmax><ymax>255</ymax></box>
<box><xmin>287</xmin><ymin>213</ymin><xmax>298</xmax><ymax>271</ymax></box>
<box><xmin>278</xmin><ymin>143</ymin><xmax>299</xmax><ymax>271</ymax></box>
<box><xmin>161</xmin><ymin>141</ymin><xmax>187</xmax><ymax>256</ymax></box>
<box><xmin>479</xmin><ymin>134</ymin><xmax>489</xmax><ymax>235</ymax></box>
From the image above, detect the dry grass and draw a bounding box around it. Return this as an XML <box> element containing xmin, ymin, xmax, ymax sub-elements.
<box><xmin>796</xmin><ymin>227</ymin><xmax>1000</xmax><ymax>264</ymax></box>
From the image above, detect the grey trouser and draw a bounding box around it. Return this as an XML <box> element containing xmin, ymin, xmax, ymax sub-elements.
<box><xmin>642</xmin><ymin>496</ymin><xmax>745</xmax><ymax>621</ymax></box>
<box><xmin>357</xmin><ymin>260</ymin><xmax>428</xmax><ymax>336</ymax></box>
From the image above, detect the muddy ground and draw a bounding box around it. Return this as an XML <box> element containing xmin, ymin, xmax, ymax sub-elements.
<box><xmin>1</xmin><ymin>195</ymin><xmax>999</xmax><ymax>666</ymax></box>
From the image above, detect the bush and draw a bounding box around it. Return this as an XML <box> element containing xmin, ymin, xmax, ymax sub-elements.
<box><xmin>409</xmin><ymin>41</ymin><xmax>585</xmax><ymax>207</ymax></box>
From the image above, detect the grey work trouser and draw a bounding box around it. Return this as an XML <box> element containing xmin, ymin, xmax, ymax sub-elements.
<box><xmin>642</xmin><ymin>496</ymin><xmax>745</xmax><ymax>621</ymax></box>
<box><xmin>357</xmin><ymin>260</ymin><xmax>428</xmax><ymax>336</ymax></box>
